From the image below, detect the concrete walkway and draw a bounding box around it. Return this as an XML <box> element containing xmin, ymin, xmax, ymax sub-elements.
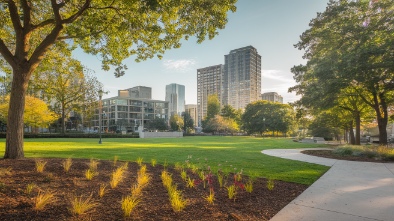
<box><xmin>262</xmin><ymin>148</ymin><xmax>394</xmax><ymax>221</ymax></box>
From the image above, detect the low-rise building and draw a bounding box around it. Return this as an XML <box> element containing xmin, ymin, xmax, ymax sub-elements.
<box><xmin>93</xmin><ymin>87</ymin><xmax>169</xmax><ymax>132</ymax></box>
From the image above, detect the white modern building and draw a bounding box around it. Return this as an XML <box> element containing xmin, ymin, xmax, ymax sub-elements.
<box><xmin>262</xmin><ymin>92</ymin><xmax>283</xmax><ymax>103</ymax></box>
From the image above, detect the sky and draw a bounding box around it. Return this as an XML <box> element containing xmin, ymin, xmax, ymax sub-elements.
<box><xmin>73</xmin><ymin>0</ymin><xmax>330</xmax><ymax>104</ymax></box>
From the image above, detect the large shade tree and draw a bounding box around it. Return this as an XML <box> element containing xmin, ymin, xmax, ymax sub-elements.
<box><xmin>290</xmin><ymin>0</ymin><xmax>394</xmax><ymax>144</ymax></box>
<box><xmin>0</xmin><ymin>0</ymin><xmax>237</xmax><ymax>158</ymax></box>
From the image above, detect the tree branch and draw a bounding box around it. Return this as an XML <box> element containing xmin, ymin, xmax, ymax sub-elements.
<box><xmin>61</xmin><ymin>0</ymin><xmax>92</xmax><ymax>24</ymax></box>
<box><xmin>0</xmin><ymin>38</ymin><xmax>16</xmax><ymax>69</ymax></box>
<box><xmin>31</xmin><ymin>19</ymin><xmax>56</xmax><ymax>31</ymax></box>
<box><xmin>21</xmin><ymin>0</ymin><xmax>31</xmax><ymax>29</ymax></box>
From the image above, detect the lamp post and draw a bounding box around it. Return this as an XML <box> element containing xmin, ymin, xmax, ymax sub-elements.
<box><xmin>98</xmin><ymin>89</ymin><xmax>103</xmax><ymax>144</ymax></box>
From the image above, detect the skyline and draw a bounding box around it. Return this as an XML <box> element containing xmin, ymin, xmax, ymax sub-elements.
<box><xmin>73</xmin><ymin>1</ymin><xmax>330</xmax><ymax>105</ymax></box>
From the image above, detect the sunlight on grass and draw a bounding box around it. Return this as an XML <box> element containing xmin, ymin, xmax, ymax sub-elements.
<box><xmin>0</xmin><ymin>137</ymin><xmax>329</xmax><ymax>185</ymax></box>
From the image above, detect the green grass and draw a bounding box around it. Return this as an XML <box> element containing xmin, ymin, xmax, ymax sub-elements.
<box><xmin>0</xmin><ymin>137</ymin><xmax>329</xmax><ymax>185</ymax></box>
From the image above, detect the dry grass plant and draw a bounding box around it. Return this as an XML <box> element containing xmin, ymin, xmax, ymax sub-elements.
<box><xmin>169</xmin><ymin>189</ymin><xmax>187</xmax><ymax>212</ymax></box>
<box><xmin>121</xmin><ymin>195</ymin><xmax>140</xmax><ymax>217</ymax></box>
<box><xmin>99</xmin><ymin>184</ymin><xmax>107</xmax><ymax>198</ymax></box>
<box><xmin>245</xmin><ymin>180</ymin><xmax>253</xmax><ymax>193</ymax></box>
<box><xmin>0</xmin><ymin>167</ymin><xmax>12</xmax><ymax>176</ymax></box>
<box><xmin>203</xmin><ymin>189</ymin><xmax>215</xmax><ymax>204</ymax></box>
<box><xmin>226</xmin><ymin>185</ymin><xmax>237</xmax><ymax>201</ymax></box>
<box><xmin>267</xmin><ymin>178</ymin><xmax>275</xmax><ymax>191</ymax></box>
<box><xmin>25</xmin><ymin>183</ymin><xmax>36</xmax><ymax>195</ymax></box>
<box><xmin>150</xmin><ymin>159</ymin><xmax>157</xmax><ymax>167</ymax></box>
<box><xmin>34</xmin><ymin>190</ymin><xmax>56</xmax><ymax>211</ymax></box>
<box><xmin>136</xmin><ymin>157</ymin><xmax>143</xmax><ymax>166</ymax></box>
<box><xmin>186</xmin><ymin>177</ymin><xmax>195</xmax><ymax>188</ymax></box>
<box><xmin>88</xmin><ymin>159</ymin><xmax>99</xmax><ymax>171</ymax></box>
<box><xmin>85</xmin><ymin>169</ymin><xmax>97</xmax><ymax>181</ymax></box>
<box><xmin>62</xmin><ymin>158</ymin><xmax>72</xmax><ymax>173</ymax></box>
<box><xmin>180</xmin><ymin>169</ymin><xmax>187</xmax><ymax>181</ymax></box>
<box><xmin>110</xmin><ymin>163</ymin><xmax>128</xmax><ymax>189</ymax></box>
<box><xmin>35</xmin><ymin>160</ymin><xmax>47</xmax><ymax>173</ymax></box>
<box><xmin>69</xmin><ymin>193</ymin><xmax>98</xmax><ymax>215</ymax></box>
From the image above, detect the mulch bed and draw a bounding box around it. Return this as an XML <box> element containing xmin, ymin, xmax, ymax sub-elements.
<box><xmin>301</xmin><ymin>149</ymin><xmax>390</xmax><ymax>163</ymax></box>
<box><xmin>0</xmin><ymin>158</ymin><xmax>308</xmax><ymax>221</ymax></box>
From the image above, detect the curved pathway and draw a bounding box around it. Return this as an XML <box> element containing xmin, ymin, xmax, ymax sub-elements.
<box><xmin>262</xmin><ymin>148</ymin><xmax>394</xmax><ymax>221</ymax></box>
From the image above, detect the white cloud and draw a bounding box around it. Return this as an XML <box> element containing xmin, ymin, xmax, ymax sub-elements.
<box><xmin>262</xmin><ymin>70</ymin><xmax>294</xmax><ymax>83</ymax></box>
<box><xmin>261</xmin><ymin>69</ymin><xmax>300</xmax><ymax>103</ymax></box>
<box><xmin>163</xmin><ymin>59</ymin><xmax>196</xmax><ymax>73</ymax></box>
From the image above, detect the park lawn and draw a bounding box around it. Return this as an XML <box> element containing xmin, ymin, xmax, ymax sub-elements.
<box><xmin>0</xmin><ymin>136</ymin><xmax>329</xmax><ymax>185</ymax></box>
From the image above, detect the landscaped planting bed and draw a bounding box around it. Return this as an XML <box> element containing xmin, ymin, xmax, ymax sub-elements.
<box><xmin>0</xmin><ymin>157</ymin><xmax>307</xmax><ymax>220</ymax></box>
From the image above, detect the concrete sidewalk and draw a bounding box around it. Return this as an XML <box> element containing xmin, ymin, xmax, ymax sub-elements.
<box><xmin>262</xmin><ymin>148</ymin><xmax>394</xmax><ymax>221</ymax></box>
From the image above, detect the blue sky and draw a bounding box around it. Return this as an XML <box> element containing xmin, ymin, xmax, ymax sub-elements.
<box><xmin>74</xmin><ymin>0</ymin><xmax>330</xmax><ymax>104</ymax></box>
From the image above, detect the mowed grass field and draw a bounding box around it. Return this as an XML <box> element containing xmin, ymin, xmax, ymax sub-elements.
<box><xmin>0</xmin><ymin>136</ymin><xmax>329</xmax><ymax>185</ymax></box>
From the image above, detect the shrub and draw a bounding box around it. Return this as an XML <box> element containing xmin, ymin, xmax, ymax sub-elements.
<box><xmin>151</xmin><ymin>159</ymin><xmax>157</xmax><ymax>167</ymax></box>
<box><xmin>85</xmin><ymin>169</ymin><xmax>97</xmax><ymax>181</ymax></box>
<box><xmin>110</xmin><ymin>163</ymin><xmax>128</xmax><ymax>188</ymax></box>
<box><xmin>203</xmin><ymin>189</ymin><xmax>215</xmax><ymax>204</ymax></box>
<box><xmin>88</xmin><ymin>159</ymin><xmax>99</xmax><ymax>171</ymax></box>
<box><xmin>136</xmin><ymin>157</ymin><xmax>143</xmax><ymax>167</ymax></box>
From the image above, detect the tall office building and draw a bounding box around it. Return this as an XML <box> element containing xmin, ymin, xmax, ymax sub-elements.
<box><xmin>223</xmin><ymin>46</ymin><xmax>261</xmax><ymax>109</ymax></box>
<box><xmin>165</xmin><ymin>83</ymin><xmax>185</xmax><ymax>116</ymax></box>
<box><xmin>262</xmin><ymin>92</ymin><xmax>283</xmax><ymax>103</ymax></box>
<box><xmin>185</xmin><ymin>104</ymin><xmax>198</xmax><ymax>127</ymax></box>
<box><xmin>197</xmin><ymin>64</ymin><xmax>224</xmax><ymax>126</ymax></box>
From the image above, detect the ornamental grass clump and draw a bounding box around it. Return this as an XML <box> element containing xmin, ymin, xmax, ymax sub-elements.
<box><xmin>113</xmin><ymin>156</ymin><xmax>118</xmax><ymax>167</ymax></box>
<box><xmin>136</xmin><ymin>157</ymin><xmax>143</xmax><ymax>167</ymax></box>
<box><xmin>121</xmin><ymin>195</ymin><xmax>140</xmax><ymax>217</ymax></box>
<box><xmin>98</xmin><ymin>184</ymin><xmax>107</xmax><ymax>198</ymax></box>
<box><xmin>25</xmin><ymin>183</ymin><xmax>36</xmax><ymax>195</ymax></box>
<box><xmin>35</xmin><ymin>160</ymin><xmax>47</xmax><ymax>173</ymax></box>
<box><xmin>85</xmin><ymin>169</ymin><xmax>98</xmax><ymax>181</ymax></box>
<box><xmin>203</xmin><ymin>189</ymin><xmax>215</xmax><ymax>205</ymax></box>
<box><xmin>245</xmin><ymin>179</ymin><xmax>254</xmax><ymax>193</ymax></box>
<box><xmin>267</xmin><ymin>178</ymin><xmax>275</xmax><ymax>191</ymax></box>
<box><xmin>62</xmin><ymin>158</ymin><xmax>72</xmax><ymax>173</ymax></box>
<box><xmin>186</xmin><ymin>177</ymin><xmax>195</xmax><ymax>188</ymax></box>
<box><xmin>69</xmin><ymin>193</ymin><xmax>98</xmax><ymax>215</ymax></box>
<box><xmin>226</xmin><ymin>185</ymin><xmax>237</xmax><ymax>201</ymax></box>
<box><xmin>150</xmin><ymin>159</ymin><xmax>157</xmax><ymax>167</ymax></box>
<box><xmin>161</xmin><ymin>170</ymin><xmax>187</xmax><ymax>212</ymax></box>
<box><xmin>110</xmin><ymin>163</ymin><xmax>128</xmax><ymax>189</ymax></box>
<box><xmin>88</xmin><ymin>158</ymin><xmax>99</xmax><ymax>171</ymax></box>
<box><xmin>34</xmin><ymin>190</ymin><xmax>56</xmax><ymax>211</ymax></box>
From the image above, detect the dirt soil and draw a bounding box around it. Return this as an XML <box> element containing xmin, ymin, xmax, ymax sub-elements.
<box><xmin>0</xmin><ymin>158</ymin><xmax>308</xmax><ymax>221</ymax></box>
<box><xmin>302</xmin><ymin>149</ymin><xmax>391</xmax><ymax>163</ymax></box>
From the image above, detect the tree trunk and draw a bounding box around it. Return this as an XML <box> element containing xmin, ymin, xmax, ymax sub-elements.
<box><xmin>62</xmin><ymin>103</ymin><xmax>66</xmax><ymax>134</ymax></box>
<box><xmin>4</xmin><ymin>69</ymin><xmax>29</xmax><ymax>159</ymax></box>
<box><xmin>355</xmin><ymin>111</ymin><xmax>361</xmax><ymax>145</ymax></box>
<box><xmin>373</xmin><ymin>93</ymin><xmax>388</xmax><ymax>145</ymax></box>
<box><xmin>349</xmin><ymin>121</ymin><xmax>355</xmax><ymax>145</ymax></box>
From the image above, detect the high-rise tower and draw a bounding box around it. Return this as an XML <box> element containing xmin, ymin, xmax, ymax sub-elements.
<box><xmin>165</xmin><ymin>83</ymin><xmax>185</xmax><ymax>117</ymax></box>
<box><xmin>196</xmin><ymin>64</ymin><xmax>224</xmax><ymax>126</ymax></box>
<box><xmin>223</xmin><ymin>46</ymin><xmax>261</xmax><ymax>109</ymax></box>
